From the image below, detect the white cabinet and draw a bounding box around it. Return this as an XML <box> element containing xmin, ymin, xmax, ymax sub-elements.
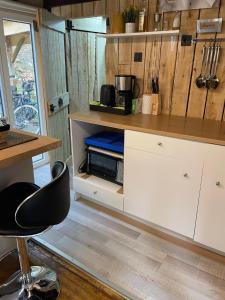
<box><xmin>194</xmin><ymin>157</ymin><xmax>225</xmax><ymax>252</ymax></box>
<box><xmin>125</xmin><ymin>130</ymin><xmax>206</xmax><ymax>160</ymax></box>
<box><xmin>70</xmin><ymin>119</ymin><xmax>225</xmax><ymax>253</ymax></box>
<box><xmin>124</xmin><ymin>130</ymin><xmax>204</xmax><ymax>238</ymax></box>
<box><xmin>124</xmin><ymin>148</ymin><xmax>203</xmax><ymax>238</ymax></box>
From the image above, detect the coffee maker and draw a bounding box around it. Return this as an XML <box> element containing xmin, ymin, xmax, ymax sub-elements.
<box><xmin>115</xmin><ymin>75</ymin><xmax>136</xmax><ymax>115</ymax></box>
<box><xmin>90</xmin><ymin>74</ymin><xmax>137</xmax><ymax>115</ymax></box>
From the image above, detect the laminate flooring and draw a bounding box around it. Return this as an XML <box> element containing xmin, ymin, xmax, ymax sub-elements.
<box><xmin>0</xmin><ymin>242</ymin><xmax>125</xmax><ymax>300</ymax></box>
<box><xmin>34</xmin><ymin>165</ymin><xmax>225</xmax><ymax>300</ymax></box>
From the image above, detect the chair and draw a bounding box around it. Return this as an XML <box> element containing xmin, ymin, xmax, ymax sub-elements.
<box><xmin>0</xmin><ymin>161</ymin><xmax>70</xmax><ymax>300</ymax></box>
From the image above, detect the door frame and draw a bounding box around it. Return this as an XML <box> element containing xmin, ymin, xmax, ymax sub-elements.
<box><xmin>0</xmin><ymin>8</ymin><xmax>48</xmax><ymax>165</ymax></box>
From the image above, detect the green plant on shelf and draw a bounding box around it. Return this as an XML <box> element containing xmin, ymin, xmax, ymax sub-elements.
<box><xmin>122</xmin><ymin>5</ymin><xmax>138</xmax><ymax>23</ymax></box>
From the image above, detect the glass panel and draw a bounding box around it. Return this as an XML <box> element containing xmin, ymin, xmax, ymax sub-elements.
<box><xmin>3</xmin><ymin>20</ymin><xmax>41</xmax><ymax>135</ymax></box>
<box><xmin>3</xmin><ymin>20</ymin><xmax>43</xmax><ymax>163</ymax></box>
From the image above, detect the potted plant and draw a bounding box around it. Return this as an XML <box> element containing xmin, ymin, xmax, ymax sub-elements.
<box><xmin>122</xmin><ymin>6</ymin><xmax>138</xmax><ymax>33</ymax></box>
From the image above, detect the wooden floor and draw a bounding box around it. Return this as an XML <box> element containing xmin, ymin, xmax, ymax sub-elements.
<box><xmin>36</xmin><ymin>199</ymin><xmax>225</xmax><ymax>300</ymax></box>
<box><xmin>0</xmin><ymin>243</ymin><xmax>125</xmax><ymax>300</ymax></box>
<box><xmin>34</xmin><ymin>165</ymin><xmax>225</xmax><ymax>300</ymax></box>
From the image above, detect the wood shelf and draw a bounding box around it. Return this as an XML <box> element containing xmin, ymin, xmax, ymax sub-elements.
<box><xmin>96</xmin><ymin>30</ymin><xmax>180</xmax><ymax>39</ymax></box>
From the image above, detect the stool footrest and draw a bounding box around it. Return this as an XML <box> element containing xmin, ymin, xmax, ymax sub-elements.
<box><xmin>0</xmin><ymin>266</ymin><xmax>60</xmax><ymax>299</ymax></box>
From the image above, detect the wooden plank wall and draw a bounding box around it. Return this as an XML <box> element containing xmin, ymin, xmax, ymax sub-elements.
<box><xmin>52</xmin><ymin>0</ymin><xmax>225</xmax><ymax>121</ymax></box>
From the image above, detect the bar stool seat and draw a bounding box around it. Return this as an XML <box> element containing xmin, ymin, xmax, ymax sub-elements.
<box><xmin>0</xmin><ymin>182</ymin><xmax>47</xmax><ymax>236</ymax></box>
<box><xmin>0</xmin><ymin>161</ymin><xmax>70</xmax><ymax>300</ymax></box>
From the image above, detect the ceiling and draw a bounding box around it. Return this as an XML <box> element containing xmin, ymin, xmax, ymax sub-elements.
<box><xmin>14</xmin><ymin>0</ymin><xmax>97</xmax><ymax>9</ymax></box>
<box><xmin>43</xmin><ymin>0</ymin><xmax>97</xmax><ymax>9</ymax></box>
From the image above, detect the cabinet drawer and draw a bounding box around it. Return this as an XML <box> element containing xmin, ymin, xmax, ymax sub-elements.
<box><xmin>125</xmin><ymin>130</ymin><xmax>205</xmax><ymax>160</ymax></box>
<box><xmin>73</xmin><ymin>175</ymin><xmax>124</xmax><ymax>211</ymax></box>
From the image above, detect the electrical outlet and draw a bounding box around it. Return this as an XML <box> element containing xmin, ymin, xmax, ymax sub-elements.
<box><xmin>134</xmin><ymin>52</ymin><xmax>142</xmax><ymax>62</ymax></box>
<box><xmin>181</xmin><ymin>34</ymin><xmax>192</xmax><ymax>46</ymax></box>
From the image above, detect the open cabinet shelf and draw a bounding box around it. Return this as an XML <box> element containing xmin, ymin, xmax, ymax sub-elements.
<box><xmin>96</xmin><ymin>30</ymin><xmax>180</xmax><ymax>39</ymax></box>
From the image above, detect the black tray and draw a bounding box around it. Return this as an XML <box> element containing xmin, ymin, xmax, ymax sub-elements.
<box><xmin>0</xmin><ymin>131</ymin><xmax>38</xmax><ymax>150</ymax></box>
<box><xmin>90</xmin><ymin>104</ymin><xmax>131</xmax><ymax>115</ymax></box>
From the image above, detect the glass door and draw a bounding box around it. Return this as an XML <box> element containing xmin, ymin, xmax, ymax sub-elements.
<box><xmin>2</xmin><ymin>20</ymin><xmax>41</xmax><ymax>135</ymax></box>
<box><xmin>0</xmin><ymin>13</ymin><xmax>47</xmax><ymax>164</ymax></box>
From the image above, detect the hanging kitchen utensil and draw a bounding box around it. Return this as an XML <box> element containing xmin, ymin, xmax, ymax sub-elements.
<box><xmin>202</xmin><ymin>45</ymin><xmax>212</xmax><ymax>88</ymax></box>
<box><xmin>210</xmin><ymin>45</ymin><xmax>221</xmax><ymax>89</ymax></box>
<box><xmin>196</xmin><ymin>45</ymin><xmax>206</xmax><ymax>88</ymax></box>
<box><xmin>207</xmin><ymin>44</ymin><xmax>217</xmax><ymax>89</ymax></box>
<box><xmin>206</xmin><ymin>44</ymin><xmax>216</xmax><ymax>89</ymax></box>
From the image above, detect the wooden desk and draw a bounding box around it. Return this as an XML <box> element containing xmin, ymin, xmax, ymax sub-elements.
<box><xmin>0</xmin><ymin>131</ymin><xmax>61</xmax><ymax>169</ymax></box>
<box><xmin>0</xmin><ymin>131</ymin><xmax>61</xmax><ymax>256</ymax></box>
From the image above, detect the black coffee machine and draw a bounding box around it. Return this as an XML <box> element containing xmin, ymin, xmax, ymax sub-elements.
<box><xmin>90</xmin><ymin>75</ymin><xmax>137</xmax><ymax>115</ymax></box>
<box><xmin>115</xmin><ymin>75</ymin><xmax>136</xmax><ymax>114</ymax></box>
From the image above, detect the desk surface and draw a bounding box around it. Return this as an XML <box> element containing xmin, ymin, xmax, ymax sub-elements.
<box><xmin>0</xmin><ymin>130</ymin><xmax>61</xmax><ymax>169</ymax></box>
<box><xmin>70</xmin><ymin>111</ymin><xmax>225</xmax><ymax>146</ymax></box>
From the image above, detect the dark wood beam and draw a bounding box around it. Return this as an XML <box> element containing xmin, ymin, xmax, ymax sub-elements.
<box><xmin>44</xmin><ymin>0</ymin><xmax>98</xmax><ymax>9</ymax></box>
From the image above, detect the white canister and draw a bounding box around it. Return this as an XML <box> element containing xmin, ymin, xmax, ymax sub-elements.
<box><xmin>125</xmin><ymin>22</ymin><xmax>136</xmax><ymax>33</ymax></box>
<box><xmin>142</xmin><ymin>94</ymin><xmax>152</xmax><ymax>114</ymax></box>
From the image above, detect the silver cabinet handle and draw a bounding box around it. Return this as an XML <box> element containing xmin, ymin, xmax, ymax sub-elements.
<box><xmin>216</xmin><ymin>182</ymin><xmax>221</xmax><ymax>187</ymax></box>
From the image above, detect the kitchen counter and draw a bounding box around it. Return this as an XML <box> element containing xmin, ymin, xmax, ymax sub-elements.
<box><xmin>0</xmin><ymin>130</ymin><xmax>61</xmax><ymax>169</ymax></box>
<box><xmin>70</xmin><ymin>111</ymin><xmax>225</xmax><ymax>146</ymax></box>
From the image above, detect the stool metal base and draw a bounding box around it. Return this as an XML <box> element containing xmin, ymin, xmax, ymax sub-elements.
<box><xmin>0</xmin><ymin>266</ymin><xmax>60</xmax><ymax>300</ymax></box>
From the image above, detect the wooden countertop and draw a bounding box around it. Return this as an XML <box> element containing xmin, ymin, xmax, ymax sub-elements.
<box><xmin>0</xmin><ymin>130</ymin><xmax>61</xmax><ymax>169</ymax></box>
<box><xmin>70</xmin><ymin>111</ymin><xmax>225</xmax><ymax>146</ymax></box>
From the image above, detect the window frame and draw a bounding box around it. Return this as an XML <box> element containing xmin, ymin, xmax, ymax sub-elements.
<box><xmin>0</xmin><ymin>7</ymin><xmax>48</xmax><ymax>165</ymax></box>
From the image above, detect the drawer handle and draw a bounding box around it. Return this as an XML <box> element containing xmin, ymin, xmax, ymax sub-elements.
<box><xmin>158</xmin><ymin>142</ymin><xmax>163</xmax><ymax>146</ymax></box>
<box><xmin>93</xmin><ymin>191</ymin><xmax>98</xmax><ymax>195</ymax></box>
<box><xmin>184</xmin><ymin>173</ymin><xmax>189</xmax><ymax>178</ymax></box>
<box><xmin>216</xmin><ymin>182</ymin><xmax>221</xmax><ymax>187</ymax></box>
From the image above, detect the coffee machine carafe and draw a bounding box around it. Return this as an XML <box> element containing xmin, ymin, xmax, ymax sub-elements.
<box><xmin>115</xmin><ymin>75</ymin><xmax>136</xmax><ymax>114</ymax></box>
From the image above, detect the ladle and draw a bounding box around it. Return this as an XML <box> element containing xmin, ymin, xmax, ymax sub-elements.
<box><xmin>202</xmin><ymin>46</ymin><xmax>212</xmax><ymax>88</ymax></box>
<box><xmin>210</xmin><ymin>45</ymin><xmax>220</xmax><ymax>89</ymax></box>
<box><xmin>196</xmin><ymin>45</ymin><xmax>206</xmax><ymax>88</ymax></box>
<box><xmin>206</xmin><ymin>45</ymin><xmax>216</xmax><ymax>89</ymax></box>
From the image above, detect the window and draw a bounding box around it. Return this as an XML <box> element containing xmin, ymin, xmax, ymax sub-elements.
<box><xmin>0</xmin><ymin>5</ymin><xmax>47</xmax><ymax>164</ymax></box>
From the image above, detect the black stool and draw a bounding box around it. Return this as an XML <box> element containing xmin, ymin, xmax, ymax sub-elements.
<box><xmin>0</xmin><ymin>161</ymin><xmax>70</xmax><ymax>300</ymax></box>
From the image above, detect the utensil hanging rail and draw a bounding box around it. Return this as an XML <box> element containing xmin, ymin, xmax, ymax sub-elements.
<box><xmin>181</xmin><ymin>35</ymin><xmax>225</xmax><ymax>46</ymax></box>
<box><xmin>192</xmin><ymin>37</ymin><xmax>225</xmax><ymax>43</ymax></box>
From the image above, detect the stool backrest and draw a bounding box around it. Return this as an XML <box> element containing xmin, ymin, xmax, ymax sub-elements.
<box><xmin>15</xmin><ymin>161</ymin><xmax>70</xmax><ymax>228</ymax></box>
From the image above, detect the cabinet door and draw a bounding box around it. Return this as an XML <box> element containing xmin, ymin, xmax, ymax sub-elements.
<box><xmin>194</xmin><ymin>160</ymin><xmax>225</xmax><ymax>252</ymax></box>
<box><xmin>124</xmin><ymin>148</ymin><xmax>202</xmax><ymax>238</ymax></box>
<box><xmin>39</xmin><ymin>10</ymin><xmax>70</xmax><ymax>163</ymax></box>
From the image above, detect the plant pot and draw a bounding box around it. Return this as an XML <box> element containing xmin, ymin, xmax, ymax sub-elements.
<box><xmin>125</xmin><ymin>22</ymin><xmax>136</xmax><ymax>33</ymax></box>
